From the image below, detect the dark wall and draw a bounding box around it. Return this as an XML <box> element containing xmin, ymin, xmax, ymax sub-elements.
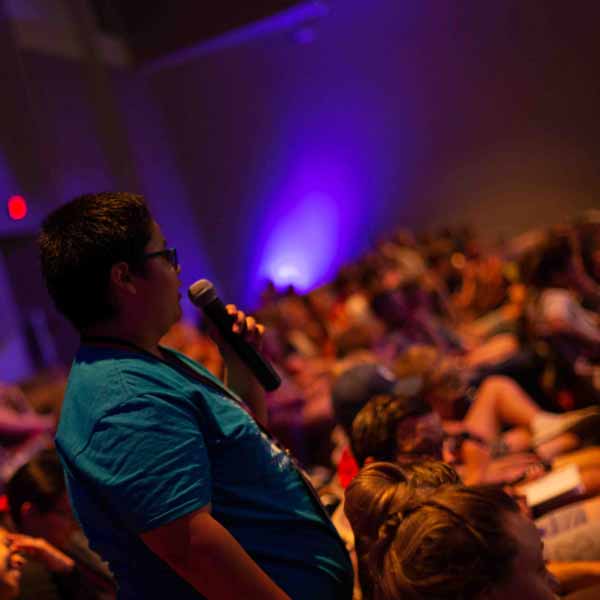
<box><xmin>1</xmin><ymin>0</ymin><xmax>600</xmax><ymax>372</ymax></box>
<box><xmin>148</xmin><ymin>0</ymin><xmax>600</xmax><ymax>304</ymax></box>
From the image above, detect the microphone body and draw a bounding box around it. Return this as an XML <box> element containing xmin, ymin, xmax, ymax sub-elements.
<box><xmin>188</xmin><ymin>279</ymin><xmax>282</xmax><ymax>392</ymax></box>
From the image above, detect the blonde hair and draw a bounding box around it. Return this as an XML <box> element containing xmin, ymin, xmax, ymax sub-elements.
<box><xmin>345</xmin><ymin>462</ymin><xmax>519</xmax><ymax>600</ymax></box>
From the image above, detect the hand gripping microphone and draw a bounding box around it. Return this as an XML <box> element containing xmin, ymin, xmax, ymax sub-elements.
<box><xmin>188</xmin><ymin>279</ymin><xmax>282</xmax><ymax>391</ymax></box>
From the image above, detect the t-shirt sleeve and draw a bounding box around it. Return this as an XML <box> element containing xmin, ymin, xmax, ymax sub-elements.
<box><xmin>77</xmin><ymin>392</ymin><xmax>211</xmax><ymax>534</ymax></box>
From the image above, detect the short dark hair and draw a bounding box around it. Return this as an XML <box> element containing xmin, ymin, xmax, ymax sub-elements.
<box><xmin>520</xmin><ymin>230</ymin><xmax>573</xmax><ymax>289</ymax></box>
<box><xmin>6</xmin><ymin>449</ymin><xmax>66</xmax><ymax>528</ymax></box>
<box><xmin>39</xmin><ymin>192</ymin><xmax>153</xmax><ymax>330</ymax></box>
<box><xmin>351</xmin><ymin>394</ymin><xmax>431</xmax><ymax>467</ymax></box>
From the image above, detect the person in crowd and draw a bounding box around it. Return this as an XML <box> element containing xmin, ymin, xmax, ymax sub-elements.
<box><xmin>520</xmin><ymin>228</ymin><xmax>600</xmax><ymax>408</ymax></box>
<box><xmin>0</xmin><ymin>525</ymin><xmax>76</xmax><ymax>600</ymax></box>
<box><xmin>6</xmin><ymin>449</ymin><xmax>116</xmax><ymax>599</ymax></box>
<box><xmin>332</xmin><ymin>361</ymin><xmax>600</xmax><ymax>487</ymax></box>
<box><xmin>349</xmin><ymin>390</ymin><xmax>600</xmax><ymax>571</ymax></box>
<box><xmin>523</xmin><ymin>229</ymin><xmax>600</xmax><ymax>347</ymax></box>
<box><xmin>0</xmin><ymin>384</ymin><xmax>55</xmax><ymax>486</ymax></box>
<box><xmin>38</xmin><ymin>193</ymin><xmax>353</xmax><ymax>600</ymax></box>
<box><xmin>344</xmin><ymin>461</ymin><xmax>460</xmax><ymax>600</ymax></box>
<box><xmin>344</xmin><ymin>462</ymin><xmax>560</xmax><ymax>600</ymax></box>
<box><xmin>351</xmin><ymin>389</ymin><xmax>600</xmax><ymax>488</ymax></box>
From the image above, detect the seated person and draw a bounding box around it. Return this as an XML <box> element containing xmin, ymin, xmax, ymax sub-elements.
<box><xmin>333</xmin><ymin>363</ymin><xmax>600</xmax><ymax>487</ymax></box>
<box><xmin>352</xmin><ymin>390</ymin><xmax>600</xmax><ymax>492</ymax></box>
<box><xmin>343</xmin><ymin>461</ymin><xmax>460</xmax><ymax>599</ymax></box>
<box><xmin>0</xmin><ymin>384</ymin><xmax>55</xmax><ymax>486</ymax></box>
<box><xmin>0</xmin><ymin>526</ymin><xmax>74</xmax><ymax>600</ymax></box>
<box><xmin>344</xmin><ymin>463</ymin><xmax>559</xmax><ymax>600</ymax></box>
<box><xmin>521</xmin><ymin>229</ymin><xmax>600</xmax><ymax>408</ymax></box>
<box><xmin>5</xmin><ymin>450</ymin><xmax>116</xmax><ymax>599</ymax></box>
<box><xmin>431</xmin><ymin>374</ymin><xmax>600</xmax><ymax>473</ymax></box>
<box><xmin>330</xmin><ymin>362</ymin><xmax>418</xmax><ymax>488</ymax></box>
<box><xmin>351</xmin><ymin>393</ymin><xmax>600</xmax><ymax>575</ymax></box>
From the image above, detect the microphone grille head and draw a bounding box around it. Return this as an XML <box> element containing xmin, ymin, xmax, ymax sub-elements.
<box><xmin>188</xmin><ymin>279</ymin><xmax>217</xmax><ymax>307</ymax></box>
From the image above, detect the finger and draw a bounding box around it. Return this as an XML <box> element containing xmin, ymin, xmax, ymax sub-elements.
<box><xmin>232</xmin><ymin>310</ymin><xmax>246</xmax><ymax>334</ymax></box>
<box><xmin>244</xmin><ymin>316</ymin><xmax>257</xmax><ymax>340</ymax></box>
<box><xmin>244</xmin><ymin>317</ymin><xmax>264</xmax><ymax>342</ymax></box>
<box><xmin>8</xmin><ymin>536</ymin><xmax>39</xmax><ymax>548</ymax></box>
<box><xmin>225</xmin><ymin>304</ymin><xmax>237</xmax><ymax>316</ymax></box>
<box><xmin>245</xmin><ymin>316</ymin><xmax>256</xmax><ymax>333</ymax></box>
<box><xmin>6</xmin><ymin>533</ymin><xmax>29</xmax><ymax>544</ymax></box>
<box><xmin>9</xmin><ymin>541</ymin><xmax>40</xmax><ymax>554</ymax></box>
<box><xmin>244</xmin><ymin>318</ymin><xmax>265</xmax><ymax>349</ymax></box>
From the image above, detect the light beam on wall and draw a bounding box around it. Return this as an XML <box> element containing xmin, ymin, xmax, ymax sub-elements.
<box><xmin>253</xmin><ymin>150</ymin><xmax>362</xmax><ymax>298</ymax></box>
<box><xmin>259</xmin><ymin>191</ymin><xmax>340</xmax><ymax>290</ymax></box>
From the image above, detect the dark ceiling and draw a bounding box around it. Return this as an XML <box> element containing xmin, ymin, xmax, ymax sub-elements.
<box><xmin>89</xmin><ymin>1</ymin><xmax>304</xmax><ymax>63</ymax></box>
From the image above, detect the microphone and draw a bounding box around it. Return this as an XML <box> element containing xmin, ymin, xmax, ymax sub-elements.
<box><xmin>188</xmin><ymin>279</ymin><xmax>282</xmax><ymax>391</ymax></box>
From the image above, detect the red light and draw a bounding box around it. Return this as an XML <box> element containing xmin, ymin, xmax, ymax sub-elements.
<box><xmin>7</xmin><ymin>195</ymin><xmax>28</xmax><ymax>220</ymax></box>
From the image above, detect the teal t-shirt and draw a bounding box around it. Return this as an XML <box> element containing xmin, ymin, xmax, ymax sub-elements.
<box><xmin>55</xmin><ymin>345</ymin><xmax>353</xmax><ymax>599</ymax></box>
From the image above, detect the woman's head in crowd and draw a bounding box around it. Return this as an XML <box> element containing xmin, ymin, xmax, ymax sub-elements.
<box><xmin>344</xmin><ymin>461</ymin><xmax>460</xmax><ymax>600</ymax></box>
<box><xmin>6</xmin><ymin>449</ymin><xmax>78</xmax><ymax>550</ymax></box>
<box><xmin>345</xmin><ymin>462</ymin><xmax>558</xmax><ymax>600</ymax></box>
<box><xmin>344</xmin><ymin>461</ymin><xmax>460</xmax><ymax>549</ymax></box>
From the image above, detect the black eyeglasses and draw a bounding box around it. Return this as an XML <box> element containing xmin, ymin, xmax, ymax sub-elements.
<box><xmin>143</xmin><ymin>247</ymin><xmax>179</xmax><ymax>270</ymax></box>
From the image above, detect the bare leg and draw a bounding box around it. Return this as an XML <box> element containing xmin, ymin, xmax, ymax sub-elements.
<box><xmin>463</xmin><ymin>375</ymin><xmax>541</xmax><ymax>442</ymax></box>
<box><xmin>459</xmin><ymin>440</ymin><xmax>491</xmax><ymax>485</ymax></box>
<box><xmin>580</xmin><ymin>466</ymin><xmax>600</xmax><ymax>498</ymax></box>
<box><xmin>501</xmin><ymin>430</ymin><xmax>580</xmax><ymax>460</ymax></box>
<box><xmin>536</xmin><ymin>433</ymin><xmax>580</xmax><ymax>462</ymax></box>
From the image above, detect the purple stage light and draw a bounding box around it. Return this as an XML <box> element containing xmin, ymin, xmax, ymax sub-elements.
<box><xmin>260</xmin><ymin>191</ymin><xmax>340</xmax><ymax>291</ymax></box>
<box><xmin>252</xmin><ymin>144</ymin><xmax>365</xmax><ymax>300</ymax></box>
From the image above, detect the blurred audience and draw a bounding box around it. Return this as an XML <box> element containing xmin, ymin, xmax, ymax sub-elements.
<box><xmin>1</xmin><ymin>212</ymin><xmax>599</xmax><ymax>598</ymax></box>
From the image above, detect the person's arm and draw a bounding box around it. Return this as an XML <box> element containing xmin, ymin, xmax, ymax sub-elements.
<box><xmin>547</xmin><ymin>561</ymin><xmax>600</xmax><ymax>594</ymax></box>
<box><xmin>11</xmin><ymin>534</ymin><xmax>104</xmax><ymax>600</ymax></box>
<box><xmin>212</xmin><ymin>304</ymin><xmax>269</xmax><ymax>426</ymax></box>
<box><xmin>141</xmin><ymin>505</ymin><xmax>290</xmax><ymax>600</ymax></box>
<box><xmin>7</xmin><ymin>533</ymin><xmax>74</xmax><ymax>573</ymax></box>
<box><xmin>0</xmin><ymin>406</ymin><xmax>54</xmax><ymax>438</ymax></box>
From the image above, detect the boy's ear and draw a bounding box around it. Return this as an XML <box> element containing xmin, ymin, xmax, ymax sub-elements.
<box><xmin>19</xmin><ymin>501</ymin><xmax>35</xmax><ymax>523</ymax></box>
<box><xmin>110</xmin><ymin>262</ymin><xmax>136</xmax><ymax>294</ymax></box>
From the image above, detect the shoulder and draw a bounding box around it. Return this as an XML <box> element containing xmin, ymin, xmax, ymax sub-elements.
<box><xmin>67</xmin><ymin>346</ymin><xmax>213</xmax><ymax>410</ymax></box>
<box><xmin>58</xmin><ymin>348</ymin><xmax>213</xmax><ymax>459</ymax></box>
